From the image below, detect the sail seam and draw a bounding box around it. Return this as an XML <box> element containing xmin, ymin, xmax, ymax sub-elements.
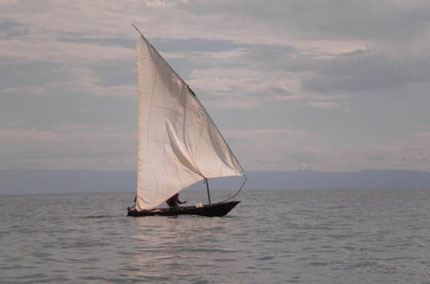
<box><xmin>172</xmin><ymin>85</ymin><xmax>185</xmax><ymax>182</ymax></box>
<box><xmin>194</xmin><ymin>98</ymin><xmax>207</xmax><ymax>179</ymax></box>
<box><xmin>146</xmin><ymin>50</ymin><xmax>159</xmax><ymax>210</ymax></box>
<box><xmin>135</xmin><ymin>41</ymin><xmax>140</xmax><ymax>208</ymax></box>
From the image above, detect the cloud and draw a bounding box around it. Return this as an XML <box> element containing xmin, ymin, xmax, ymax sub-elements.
<box><xmin>0</xmin><ymin>0</ymin><xmax>370</xmax><ymax>53</ymax></box>
<box><xmin>191</xmin><ymin>0</ymin><xmax>430</xmax><ymax>42</ymax></box>
<box><xmin>0</xmin><ymin>125</ymin><xmax>132</xmax><ymax>142</ymax></box>
<box><xmin>197</xmin><ymin>48</ymin><xmax>249</xmax><ymax>60</ymax></box>
<box><xmin>220</xmin><ymin>123</ymin><xmax>430</xmax><ymax>172</ymax></box>
<box><xmin>65</xmin><ymin>67</ymin><xmax>136</xmax><ymax>97</ymax></box>
<box><xmin>222</xmin><ymin>128</ymin><xmax>311</xmax><ymax>171</ymax></box>
<box><xmin>302</xmin><ymin>53</ymin><xmax>430</xmax><ymax>94</ymax></box>
<box><xmin>223</xmin><ymin>128</ymin><xmax>308</xmax><ymax>139</ymax></box>
<box><xmin>407</xmin><ymin>126</ymin><xmax>430</xmax><ymax>142</ymax></box>
<box><xmin>1</xmin><ymin>0</ymin><xmax>430</xmax><ymax>172</ymax></box>
<box><xmin>0</xmin><ymin>38</ymin><xmax>133</xmax><ymax>64</ymax></box>
<box><xmin>0</xmin><ymin>125</ymin><xmax>136</xmax><ymax>170</ymax></box>
<box><xmin>307</xmin><ymin>101</ymin><xmax>340</xmax><ymax>109</ymax></box>
<box><xmin>188</xmin><ymin>67</ymin><xmax>304</xmax><ymax>108</ymax></box>
<box><xmin>145</xmin><ymin>0</ymin><xmax>188</xmax><ymax>8</ymax></box>
<box><xmin>3</xmin><ymin>86</ymin><xmax>46</xmax><ymax>95</ymax></box>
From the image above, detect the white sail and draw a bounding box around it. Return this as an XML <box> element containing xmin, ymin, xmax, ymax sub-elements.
<box><xmin>135</xmin><ymin>33</ymin><xmax>243</xmax><ymax>211</ymax></box>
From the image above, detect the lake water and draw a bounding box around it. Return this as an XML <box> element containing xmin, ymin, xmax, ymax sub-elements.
<box><xmin>1</xmin><ymin>189</ymin><xmax>430</xmax><ymax>283</ymax></box>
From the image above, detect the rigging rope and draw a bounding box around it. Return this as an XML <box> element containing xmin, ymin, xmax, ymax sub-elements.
<box><xmin>219</xmin><ymin>174</ymin><xmax>248</xmax><ymax>203</ymax></box>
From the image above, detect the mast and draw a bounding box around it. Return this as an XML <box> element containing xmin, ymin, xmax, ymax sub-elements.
<box><xmin>205</xmin><ymin>178</ymin><xmax>212</xmax><ymax>205</ymax></box>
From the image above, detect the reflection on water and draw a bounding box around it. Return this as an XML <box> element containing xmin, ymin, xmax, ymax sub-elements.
<box><xmin>1</xmin><ymin>189</ymin><xmax>430</xmax><ymax>283</ymax></box>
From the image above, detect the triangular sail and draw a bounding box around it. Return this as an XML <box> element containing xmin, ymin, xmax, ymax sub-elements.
<box><xmin>135</xmin><ymin>32</ymin><xmax>243</xmax><ymax>211</ymax></box>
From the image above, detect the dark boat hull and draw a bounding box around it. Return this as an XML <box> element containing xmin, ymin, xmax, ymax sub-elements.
<box><xmin>127</xmin><ymin>201</ymin><xmax>240</xmax><ymax>217</ymax></box>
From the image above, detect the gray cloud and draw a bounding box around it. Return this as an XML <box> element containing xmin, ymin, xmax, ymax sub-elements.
<box><xmin>0</xmin><ymin>62</ymin><xmax>69</xmax><ymax>90</ymax></box>
<box><xmin>1</xmin><ymin>0</ymin><xmax>430</xmax><ymax>171</ymax></box>
<box><xmin>303</xmin><ymin>53</ymin><xmax>430</xmax><ymax>93</ymax></box>
<box><xmin>188</xmin><ymin>0</ymin><xmax>430</xmax><ymax>42</ymax></box>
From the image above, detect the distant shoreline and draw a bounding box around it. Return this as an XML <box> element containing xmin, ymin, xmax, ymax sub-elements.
<box><xmin>1</xmin><ymin>169</ymin><xmax>430</xmax><ymax>195</ymax></box>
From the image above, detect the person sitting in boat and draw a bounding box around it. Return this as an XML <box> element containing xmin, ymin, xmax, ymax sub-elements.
<box><xmin>166</xmin><ymin>193</ymin><xmax>186</xmax><ymax>208</ymax></box>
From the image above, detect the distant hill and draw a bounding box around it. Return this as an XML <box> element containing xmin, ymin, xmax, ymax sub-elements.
<box><xmin>1</xmin><ymin>169</ymin><xmax>430</xmax><ymax>195</ymax></box>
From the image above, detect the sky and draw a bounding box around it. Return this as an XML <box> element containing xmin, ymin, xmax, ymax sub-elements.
<box><xmin>0</xmin><ymin>0</ymin><xmax>429</xmax><ymax>172</ymax></box>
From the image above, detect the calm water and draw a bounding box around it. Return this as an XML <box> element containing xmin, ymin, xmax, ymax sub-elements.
<box><xmin>1</xmin><ymin>189</ymin><xmax>430</xmax><ymax>283</ymax></box>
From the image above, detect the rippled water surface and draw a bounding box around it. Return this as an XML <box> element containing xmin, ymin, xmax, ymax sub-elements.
<box><xmin>1</xmin><ymin>189</ymin><xmax>430</xmax><ymax>283</ymax></box>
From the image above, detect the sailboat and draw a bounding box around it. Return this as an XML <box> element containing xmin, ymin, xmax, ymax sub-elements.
<box><xmin>127</xmin><ymin>25</ymin><xmax>247</xmax><ymax>217</ymax></box>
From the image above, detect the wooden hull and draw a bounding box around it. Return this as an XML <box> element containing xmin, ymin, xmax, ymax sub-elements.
<box><xmin>127</xmin><ymin>201</ymin><xmax>240</xmax><ymax>217</ymax></box>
